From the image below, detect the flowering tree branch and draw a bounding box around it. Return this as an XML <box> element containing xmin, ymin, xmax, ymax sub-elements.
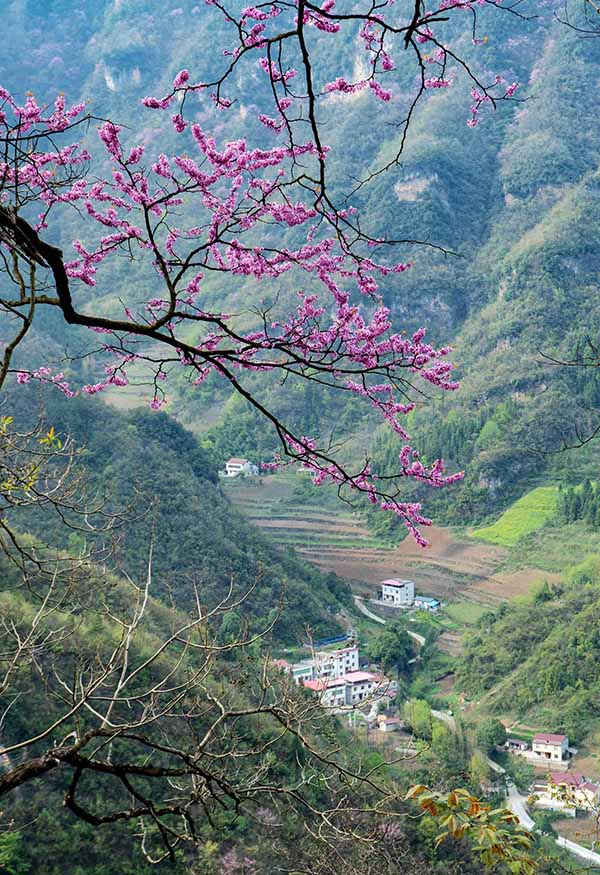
<box><xmin>0</xmin><ymin>2</ymin><xmax>528</xmax><ymax>540</ymax></box>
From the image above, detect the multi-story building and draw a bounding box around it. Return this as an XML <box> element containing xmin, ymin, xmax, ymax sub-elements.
<box><xmin>532</xmin><ymin>733</ymin><xmax>569</xmax><ymax>762</ymax></box>
<box><xmin>303</xmin><ymin>670</ymin><xmax>389</xmax><ymax>708</ymax></box>
<box><xmin>303</xmin><ymin>677</ymin><xmax>348</xmax><ymax>708</ymax></box>
<box><xmin>379</xmin><ymin>579</ymin><xmax>415</xmax><ymax>607</ymax></box>
<box><xmin>343</xmin><ymin>671</ymin><xmax>379</xmax><ymax>704</ymax></box>
<box><xmin>289</xmin><ymin>646</ymin><xmax>359</xmax><ymax>684</ymax></box>
<box><xmin>314</xmin><ymin>646</ymin><xmax>359</xmax><ymax>679</ymax></box>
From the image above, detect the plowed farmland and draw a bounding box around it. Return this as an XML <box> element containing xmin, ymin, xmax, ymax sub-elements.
<box><xmin>225</xmin><ymin>475</ymin><xmax>553</xmax><ymax>608</ymax></box>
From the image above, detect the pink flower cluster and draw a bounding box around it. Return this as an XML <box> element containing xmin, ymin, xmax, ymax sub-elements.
<box><xmin>3</xmin><ymin>0</ymin><xmax>515</xmax><ymax>542</ymax></box>
<box><xmin>16</xmin><ymin>367</ymin><xmax>76</xmax><ymax>397</ymax></box>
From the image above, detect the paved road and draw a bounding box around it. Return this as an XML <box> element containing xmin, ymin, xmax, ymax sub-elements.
<box><xmin>506</xmin><ymin>781</ymin><xmax>535</xmax><ymax>830</ymax></box>
<box><xmin>505</xmin><ymin>780</ymin><xmax>600</xmax><ymax>865</ymax></box>
<box><xmin>353</xmin><ymin>596</ymin><xmax>426</xmax><ymax>646</ymax></box>
<box><xmin>556</xmin><ymin>836</ymin><xmax>600</xmax><ymax>865</ymax></box>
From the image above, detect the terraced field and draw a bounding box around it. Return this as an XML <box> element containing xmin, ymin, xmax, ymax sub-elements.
<box><xmin>224</xmin><ymin>475</ymin><xmax>555</xmax><ymax>609</ymax></box>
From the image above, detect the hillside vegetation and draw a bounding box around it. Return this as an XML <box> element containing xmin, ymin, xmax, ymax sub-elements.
<box><xmin>457</xmin><ymin>556</ymin><xmax>600</xmax><ymax>742</ymax></box>
<box><xmin>7</xmin><ymin>387</ymin><xmax>351</xmax><ymax>643</ymax></box>
<box><xmin>1</xmin><ymin>1</ymin><xmax>599</xmax><ymax>540</ymax></box>
<box><xmin>471</xmin><ymin>488</ymin><xmax>559</xmax><ymax>547</ymax></box>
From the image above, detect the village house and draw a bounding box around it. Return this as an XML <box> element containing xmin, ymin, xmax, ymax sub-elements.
<box><xmin>380</xmin><ymin>579</ymin><xmax>415</xmax><ymax>607</ymax></box>
<box><xmin>303</xmin><ymin>677</ymin><xmax>348</xmax><ymax>708</ymax></box>
<box><xmin>314</xmin><ymin>645</ymin><xmax>360</xmax><ymax>679</ymax></box>
<box><xmin>414</xmin><ymin>595</ymin><xmax>441</xmax><ymax>612</ymax></box>
<box><xmin>343</xmin><ymin>671</ymin><xmax>379</xmax><ymax>704</ymax></box>
<box><xmin>287</xmin><ymin>645</ymin><xmax>360</xmax><ymax>685</ymax></box>
<box><xmin>278</xmin><ymin>646</ymin><xmax>393</xmax><ymax>710</ymax></box>
<box><xmin>223</xmin><ymin>457</ymin><xmax>258</xmax><ymax>477</ymax></box>
<box><xmin>290</xmin><ymin>661</ymin><xmax>315</xmax><ymax>684</ymax></box>
<box><xmin>532</xmin><ymin>733</ymin><xmax>569</xmax><ymax>762</ymax></box>
<box><xmin>376</xmin><ymin>714</ymin><xmax>403</xmax><ymax>733</ymax></box>
<box><xmin>303</xmin><ymin>670</ymin><xmax>393</xmax><ymax>710</ymax></box>
<box><xmin>505</xmin><ymin>738</ymin><xmax>530</xmax><ymax>752</ymax></box>
<box><xmin>532</xmin><ymin>771</ymin><xmax>600</xmax><ymax>814</ymax></box>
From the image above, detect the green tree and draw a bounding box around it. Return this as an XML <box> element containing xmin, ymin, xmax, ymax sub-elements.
<box><xmin>402</xmin><ymin>698</ymin><xmax>432</xmax><ymax>740</ymax></box>
<box><xmin>469</xmin><ymin>751</ymin><xmax>491</xmax><ymax>789</ymax></box>
<box><xmin>367</xmin><ymin>622</ymin><xmax>414</xmax><ymax>674</ymax></box>
<box><xmin>0</xmin><ymin>831</ymin><xmax>28</xmax><ymax>875</ymax></box>
<box><xmin>475</xmin><ymin>718</ymin><xmax>506</xmax><ymax>753</ymax></box>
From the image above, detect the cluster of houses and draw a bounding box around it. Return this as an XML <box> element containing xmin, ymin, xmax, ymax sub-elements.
<box><xmin>379</xmin><ymin>578</ymin><xmax>441</xmax><ymax>612</ymax></box>
<box><xmin>532</xmin><ymin>770</ymin><xmax>600</xmax><ymax>814</ymax></box>
<box><xmin>274</xmin><ymin>644</ymin><xmax>397</xmax><ymax>710</ymax></box>
<box><xmin>504</xmin><ymin>732</ymin><xmax>600</xmax><ymax>814</ymax></box>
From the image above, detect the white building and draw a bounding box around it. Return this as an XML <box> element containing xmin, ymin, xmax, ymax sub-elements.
<box><xmin>380</xmin><ymin>579</ymin><xmax>415</xmax><ymax>607</ymax></box>
<box><xmin>303</xmin><ymin>677</ymin><xmax>348</xmax><ymax>708</ymax></box>
<box><xmin>532</xmin><ymin>733</ymin><xmax>569</xmax><ymax>762</ymax></box>
<box><xmin>377</xmin><ymin>715</ymin><xmax>403</xmax><ymax>733</ymax></box>
<box><xmin>291</xmin><ymin>662</ymin><xmax>315</xmax><ymax>684</ymax></box>
<box><xmin>289</xmin><ymin>646</ymin><xmax>359</xmax><ymax>685</ymax></box>
<box><xmin>314</xmin><ymin>646</ymin><xmax>359</xmax><ymax>679</ymax></box>
<box><xmin>304</xmin><ymin>670</ymin><xmax>388</xmax><ymax>708</ymax></box>
<box><xmin>344</xmin><ymin>671</ymin><xmax>379</xmax><ymax>704</ymax></box>
<box><xmin>223</xmin><ymin>457</ymin><xmax>258</xmax><ymax>477</ymax></box>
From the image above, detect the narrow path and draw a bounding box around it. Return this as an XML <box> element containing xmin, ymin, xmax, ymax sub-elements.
<box><xmin>431</xmin><ymin>708</ymin><xmax>456</xmax><ymax>731</ymax></box>
<box><xmin>353</xmin><ymin>595</ymin><xmax>386</xmax><ymax>625</ymax></box>
<box><xmin>353</xmin><ymin>596</ymin><xmax>426</xmax><ymax>646</ymax></box>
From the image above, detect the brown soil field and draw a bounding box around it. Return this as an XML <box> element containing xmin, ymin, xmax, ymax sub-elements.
<box><xmin>251</xmin><ymin>517</ymin><xmax>372</xmax><ymax>535</ymax></box>
<box><xmin>227</xmin><ymin>477</ymin><xmax>552</xmax><ymax>608</ymax></box>
<box><xmin>437</xmin><ymin>633</ymin><xmax>464</xmax><ymax>656</ymax></box>
<box><xmin>293</xmin><ymin>526</ymin><xmax>562</xmax><ymax>608</ymax></box>
<box><xmin>552</xmin><ymin>816</ymin><xmax>598</xmax><ymax>849</ymax></box>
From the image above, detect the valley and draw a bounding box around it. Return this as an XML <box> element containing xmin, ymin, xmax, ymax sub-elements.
<box><xmin>225</xmin><ymin>473</ymin><xmax>562</xmax><ymax>612</ymax></box>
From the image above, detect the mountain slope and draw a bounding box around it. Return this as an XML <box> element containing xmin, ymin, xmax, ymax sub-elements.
<box><xmin>6</xmin><ymin>385</ymin><xmax>351</xmax><ymax>642</ymax></box>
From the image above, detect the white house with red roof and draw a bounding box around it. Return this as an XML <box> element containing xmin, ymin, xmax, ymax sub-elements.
<box><xmin>376</xmin><ymin>714</ymin><xmax>403</xmax><ymax>733</ymax></box>
<box><xmin>303</xmin><ymin>677</ymin><xmax>348</xmax><ymax>708</ymax></box>
<box><xmin>533</xmin><ymin>771</ymin><xmax>600</xmax><ymax>813</ymax></box>
<box><xmin>302</xmin><ymin>669</ymin><xmax>393</xmax><ymax>709</ymax></box>
<box><xmin>380</xmin><ymin>579</ymin><xmax>415</xmax><ymax>607</ymax></box>
<box><xmin>532</xmin><ymin>733</ymin><xmax>569</xmax><ymax>762</ymax></box>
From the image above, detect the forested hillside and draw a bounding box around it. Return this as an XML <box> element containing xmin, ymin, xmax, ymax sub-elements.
<box><xmin>372</xmin><ymin>15</ymin><xmax>600</xmax><ymax>527</ymax></box>
<box><xmin>6</xmin><ymin>386</ymin><xmax>350</xmax><ymax>643</ymax></box>
<box><xmin>457</xmin><ymin>555</ymin><xmax>600</xmax><ymax>741</ymax></box>
<box><xmin>2</xmin><ymin>2</ymin><xmax>600</xmax><ymax>873</ymax></box>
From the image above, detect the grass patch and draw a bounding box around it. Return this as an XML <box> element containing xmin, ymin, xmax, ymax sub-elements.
<box><xmin>443</xmin><ymin>600</ymin><xmax>490</xmax><ymax>628</ymax></box>
<box><xmin>471</xmin><ymin>486</ymin><xmax>559</xmax><ymax>547</ymax></box>
<box><xmin>505</xmin><ymin>726</ymin><xmax>535</xmax><ymax>742</ymax></box>
<box><xmin>498</xmin><ymin>522</ymin><xmax>599</xmax><ymax>574</ymax></box>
